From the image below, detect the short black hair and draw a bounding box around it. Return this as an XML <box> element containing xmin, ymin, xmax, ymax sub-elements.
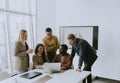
<box><xmin>45</xmin><ymin>27</ymin><xmax>52</xmax><ymax>32</ymax></box>
<box><xmin>61</xmin><ymin>44</ymin><xmax>68</xmax><ymax>51</ymax></box>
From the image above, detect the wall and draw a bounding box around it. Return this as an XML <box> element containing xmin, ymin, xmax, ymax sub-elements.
<box><xmin>56</xmin><ymin>0</ymin><xmax>120</xmax><ymax>81</ymax></box>
<box><xmin>36</xmin><ymin>0</ymin><xmax>56</xmax><ymax>43</ymax></box>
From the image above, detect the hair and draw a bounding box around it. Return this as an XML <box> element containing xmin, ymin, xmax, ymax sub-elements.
<box><xmin>67</xmin><ymin>33</ymin><xmax>76</xmax><ymax>40</ymax></box>
<box><xmin>61</xmin><ymin>44</ymin><xmax>68</xmax><ymax>52</ymax></box>
<box><xmin>18</xmin><ymin>29</ymin><xmax>27</xmax><ymax>42</ymax></box>
<box><xmin>35</xmin><ymin>43</ymin><xmax>45</xmax><ymax>55</ymax></box>
<box><xmin>45</xmin><ymin>27</ymin><xmax>52</xmax><ymax>32</ymax></box>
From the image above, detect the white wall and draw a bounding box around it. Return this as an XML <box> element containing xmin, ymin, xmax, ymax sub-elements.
<box><xmin>56</xmin><ymin>0</ymin><xmax>120</xmax><ymax>81</ymax></box>
<box><xmin>36</xmin><ymin>0</ymin><xmax>56</xmax><ymax>43</ymax></box>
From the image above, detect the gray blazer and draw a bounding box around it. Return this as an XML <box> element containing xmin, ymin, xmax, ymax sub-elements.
<box><xmin>14</xmin><ymin>41</ymin><xmax>29</xmax><ymax>71</ymax></box>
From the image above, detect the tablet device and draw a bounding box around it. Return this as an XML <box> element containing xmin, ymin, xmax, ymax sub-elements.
<box><xmin>20</xmin><ymin>72</ymin><xmax>42</xmax><ymax>79</ymax></box>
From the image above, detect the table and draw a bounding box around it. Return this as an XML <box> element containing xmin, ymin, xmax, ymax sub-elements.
<box><xmin>46</xmin><ymin>69</ymin><xmax>91</xmax><ymax>83</ymax></box>
<box><xmin>17</xmin><ymin>69</ymin><xmax>90</xmax><ymax>83</ymax></box>
<box><xmin>0</xmin><ymin>69</ymin><xmax>91</xmax><ymax>83</ymax></box>
<box><xmin>16</xmin><ymin>69</ymin><xmax>49</xmax><ymax>83</ymax></box>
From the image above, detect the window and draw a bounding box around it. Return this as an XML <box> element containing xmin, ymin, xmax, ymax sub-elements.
<box><xmin>0</xmin><ymin>0</ymin><xmax>36</xmax><ymax>73</ymax></box>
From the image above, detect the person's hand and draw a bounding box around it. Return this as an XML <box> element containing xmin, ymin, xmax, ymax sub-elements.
<box><xmin>76</xmin><ymin>68</ymin><xmax>81</xmax><ymax>72</ymax></box>
<box><xmin>53</xmin><ymin>45</ymin><xmax>57</xmax><ymax>50</ymax></box>
<box><xmin>61</xmin><ymin>67</ymin><xmax>66</xmax><ymax>70</ymax></box>
<box><xmin>35</xmin><ymin>65</ymin><xmax>43</xmax><ymax>69</ymax></box>
<box><xmin>26</xmin><ymin>49</ymin><xmax>33</xmax><ymax>54</ymax></box>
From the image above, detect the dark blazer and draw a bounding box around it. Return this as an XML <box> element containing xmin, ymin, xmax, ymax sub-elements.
<box><xmin>52</xmin><ymin>53</ymin><xmax>72</xmax><ymax>70</ymax></box>
<box><xmin>71</xmin><ymin>38</ymin><xmax>98</xmax><ymax>68</ymax></box>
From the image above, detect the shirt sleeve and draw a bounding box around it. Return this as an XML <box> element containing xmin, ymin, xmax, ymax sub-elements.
<box><xmin>14</xmin><ymin>42</ymin><xmax>27</xmax><ymax>57</ymax></box>
<box><xmin>71</xmin><ymin>47</ymin><xmax>76</xmax><ymax>59</ymax></box>
<box><xmin>78</xmin><ymin>43</ymin><xmax>86</xmax><ymax>67</ymax></box>
<box><xmin>42</xmin><ymin>38</ymin><xmax>53</xmax><ymax>52</ymax></box>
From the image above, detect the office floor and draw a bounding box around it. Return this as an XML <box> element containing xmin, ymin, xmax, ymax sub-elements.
<box><xmin>92</xmin><ymin>77</ymin><xmax>120</xmax><ymax>83</ymax></box>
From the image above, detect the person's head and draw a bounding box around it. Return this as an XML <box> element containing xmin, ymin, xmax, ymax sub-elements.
<box><xmin>35</xmin><ymin>44</ymin><xmax>45</xmax><ymax>54</ymax></box>
<box><xmin>67</xmin><ymin>33</ymin><xmax>76</xmax><ymax>45</ymax></box>
<box><xmin>19</xmin><ymin>29</ymin><xmax>27</xmax><ymax>42</ymax></box>
<box><xmin>45</xmin><ymin>27</ymin><xmax>52</xmax><ymax>38</ymax></box>
<box><xmin>59</xmin><ymin>44</ymin><xmax>68</xmax><ymax>54</ymax></box>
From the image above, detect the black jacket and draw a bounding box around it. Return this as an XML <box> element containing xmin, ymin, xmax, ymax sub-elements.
<box><xmin>71</xmin><ymin>38</ymin><xmax>98</xmax><ymax>67</ymax></box>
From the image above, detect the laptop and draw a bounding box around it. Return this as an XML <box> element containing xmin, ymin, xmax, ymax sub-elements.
<box><xmin>20</xmin><ymin>72</ymin><xmax>42</xmax><ymax>79</ymax></box>
<box><xmin>43</xmin><ymin>63</ymin><xmax>61</xmax><ymax>73</ymax></box>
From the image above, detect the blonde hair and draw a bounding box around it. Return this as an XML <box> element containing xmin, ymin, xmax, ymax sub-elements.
<box><xmin>18</xmin><ymin>29</ymin><xmax>27</xmax><ymax>43</ymax></box>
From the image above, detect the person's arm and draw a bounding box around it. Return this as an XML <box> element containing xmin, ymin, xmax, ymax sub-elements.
<box><xmin>61</xmin><ymin>55</ymin><xmax>72</xmax><ymax>70</ymax></box>
<box><xmin>78</xmin><ymin>43</ymin><xmax>86</xmax><ymax>69</ymax></box>
<box><xmin>53</xmin><ymin>36</ymin><xmax>60</xmax><ymax>51</ymax></box>
<box><xmin>35</xmin><ymin>65</ymin><xmax>43</xmax><ymax>69</ymax></box>
<box><xmin>42</xmin><ymin>38</ymin><xmax>54</xmax><ymax>52</ymax></box>
<box><xmin>71</xmin><ymin>47</ymin><xmax>76</xmax><ymax>62</ymax></box>
<box><xmin>44</xmin><ymin>54</ymin><xmax>50</xmax><ymax>62</ymax></box>
<box><xmin>32</xmin><ymin>55</ymin><xmax>38</xmax><ymax>67</ymax></box>
<box><xmin>52</xmin><ymin>55</ymin><xmax>57</xmax><ymax>62</ymax></box>
<box><xmin>14</xmin><ymin>42</ymin><xmax>27</xmax><ymax>57</ymax></box>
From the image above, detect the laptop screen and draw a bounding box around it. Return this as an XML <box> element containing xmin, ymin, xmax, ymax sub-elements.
<box><xmin>43</xmin><ymin>63</ymin><xmax>61</xmax><ymax>73</ymax></box>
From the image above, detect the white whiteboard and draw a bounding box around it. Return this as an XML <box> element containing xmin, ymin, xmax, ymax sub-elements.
<box><xmin>60</xmin><ymin>26</ymin><xmax>93</xmax><ymax>48</ymax></box>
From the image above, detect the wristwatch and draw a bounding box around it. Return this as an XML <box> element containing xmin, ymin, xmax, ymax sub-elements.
<box><xmin>78</xmin><ymin>66</ymin><xmax>81</xmax><ymax>69</ymax></box>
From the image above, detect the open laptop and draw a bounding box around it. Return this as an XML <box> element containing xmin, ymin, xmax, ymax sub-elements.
<box><xmin>20</xmin><ymin>72</ymin><xmax>42</xmax><ymax>79</ymax></box>
<box><xmin>43</xmin><ymin>63</ymin><xmax>61</xmax><ymax>73</ymax></box>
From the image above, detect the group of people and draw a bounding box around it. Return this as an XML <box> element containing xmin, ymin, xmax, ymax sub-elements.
<box><xmin>14</xmin><ymin>27</ymin><xmax>98</xmax><ymax>83</ymax></box>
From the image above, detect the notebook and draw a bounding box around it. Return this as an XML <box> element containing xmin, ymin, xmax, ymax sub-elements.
<box><xmin>43</xmin><ymin>63</ymin><xmax>61</xmax><ymax>73</ymax></box>
<box><xmin>20</xmin><ymin>72</ymin><xmax>42</xmax><ymax>79</ymax></box>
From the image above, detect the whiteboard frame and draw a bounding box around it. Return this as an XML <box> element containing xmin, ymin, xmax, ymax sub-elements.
<box><xmin>59</xmin><ymin>26</ymin><xmax>99</xmax><ymax>50</ymax></box>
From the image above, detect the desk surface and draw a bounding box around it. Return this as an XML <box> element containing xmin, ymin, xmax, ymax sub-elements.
<box><xmin>17</xmin><ymin>69</ymin><xmax>49</xmax><ymax>83</ymax></box>
<box><xmin>0</xmin><ymin>69</ymin><xmax>91</xmax><ymax>83</ymax></box>
<box><xmin>46</xmin><ymin>69</ymin><xmax>91</xmax><ymax>83</ymax></box>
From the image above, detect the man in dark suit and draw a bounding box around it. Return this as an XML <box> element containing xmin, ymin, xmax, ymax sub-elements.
<box><xmin>67</xmin><ymin>33</ymin><xmax>98</xmax><ymax>83</ymax></box>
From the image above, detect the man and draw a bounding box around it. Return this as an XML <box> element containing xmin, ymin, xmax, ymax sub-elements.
<box><xmin>52</xmin><ymin>44</ymin><xmax>72</xmax><ymax>70</ymax></box>
<box><xmin>42</xmin><ymin>27</ymin><xmax>60</xmax><ymax>62</ymax></box>
<box><xmin>67</xmin><ymin>33</ymin><xmax>98</xmax><ymax>83</ymax></box>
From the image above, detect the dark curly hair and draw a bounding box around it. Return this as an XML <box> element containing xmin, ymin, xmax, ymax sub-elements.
<box><xmin>35</xmin><ymin>43</ymin><xmax>45</xmax><ymax>55</ymax></box>
<box><xmin>61</xmin><ymin>44</ymin><xmax>68</xmax><ymax>52</ymax></box>
<box><xmin>45</xmin><ymin>27</ymin><xmax>52</xmax><ymax>32</ymax></box>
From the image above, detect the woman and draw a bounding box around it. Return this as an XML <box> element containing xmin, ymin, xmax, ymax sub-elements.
<box><xmin>42</xmin><ymin>27</ymin><xmax>60</xmax><ymax>62</ymax></box>
<box><xmin>14</xmin><ymin>29</ymin><xmax>33</xmax><ymax>73</ymax></box>
<box><xmin>33</xmin><ymin>44</ymin><xmax>49</xmax><ymax>69</ymax></box>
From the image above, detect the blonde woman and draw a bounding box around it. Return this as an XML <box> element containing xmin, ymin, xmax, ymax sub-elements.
<box><xmin>14</xmin><ymin>29</ymin><xmax>33</xmax><ymax>73</ymax></box>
